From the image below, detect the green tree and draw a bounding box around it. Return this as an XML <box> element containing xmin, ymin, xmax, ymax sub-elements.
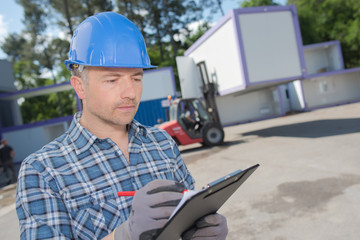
<box><xmin>241</xmin><ymin>0</ymin><xmax>279</xmax><ymax>7</ymax></box>
<box><xmin>181</xmin><ymin>21</ymin><xmax>212</xmax><ymax>50</ymax></box>
<box><xmin>1</xmin><ymin>33</ymin><xmax>27</xmax><ymax>65</ymax></box>
<box><xmin>289</xmin><ymin>0</ymin><xmax>360</xmax><ymax>68</ymax></box>
<box><xmin>118</xmin><ymin>1</ymin><xmax>202</xmax><ymax>62</ymax></box>
<box><xmin>49</xmin><ymin>0</ymin><xmax>114</xmax><ymax>37</ymax></box>
<box><xmin>199</xmin><ymin>0</ymin><xmax>229</xmax><ymax>20</ymax></box>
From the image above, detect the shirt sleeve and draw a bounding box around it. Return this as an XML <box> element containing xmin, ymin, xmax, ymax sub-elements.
<box><xmin>16</xmin><ymin>161</ymin><xmax>73</xmax><ymax>240</ymax></box>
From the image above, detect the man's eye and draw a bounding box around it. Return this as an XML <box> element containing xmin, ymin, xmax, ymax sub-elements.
<box><xmin>134</xmin><ymin>78</ymin><xmax>142</xmax><ymax>82</ymax></box>
<box><xmin>107</xmin><ymin>79</ymin><xmax>116</xmax><ymax>83</ymax></box>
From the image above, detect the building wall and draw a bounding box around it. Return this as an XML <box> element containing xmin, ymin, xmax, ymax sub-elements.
<box><xmin>238</xmin><ymin>10</ymin><xmax>303</xmax><ymax>84</ymax></box>
<box><xmin>0</xmin><ymin>60</ymin><xmax>22</xmax><ymax>135</ymax></box>
<box><xmin>216</xmin><ymin>87</ymin><xmax>282</xmax><ymax>126</ymax></box>
<box><xmin>2</xmin><ymin>119</ymin><xmax>71</xmax><ymax>163</ymax></box>
<box><xmin>0</xmin><ymin>60</ymin><xmax>17</xmax><ymax>92</ymax></box>
<box><xmin>0</xmin><ymin>100</ymin><xmax>14</xmax><ymax>127</ymax></box>
<box><xmin>304</xmin><ymin>41</ymin><xmax>344</xmax><ymax>75</ymax></box>
<box><xmin>135</xmin><ymin>97</ymin><xmax>169</xmax><ymax>126</ymax></box>
<box><xmin>141</xmin><ymin>67</ymin><xmax>176</xmax><ymax>101</ymax></box>
<box><xmin>302</xmin><ymin>71</ymin><xmax>360</xmax><ymax>109</ymax></box>
<box><xmin>287</xmin><ymin>80</ymin><xmax>305</xmax><ymax>111</ymax></box>
<box><xmin>187</xmin><ymin>18</ymin><xmax>245</xmax><ymax>94</ymax></box>
<box><xmin>176</xmin><ymin>57</ymin><xmax>204</xmax><ymax>99</ymax></box>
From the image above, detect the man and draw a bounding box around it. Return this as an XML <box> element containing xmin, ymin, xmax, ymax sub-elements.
<box><xmin>16</xmin><ymin>12</ymin><xmax>228</xmax><ymax>240</ymax></box>
<box><xmin>180</xmin><ymin>103</ymin><xmax>197</xmax><ymax>131</ymax></box>
<box><xmin>0</xmin><ymin>139</ymin><xmax>16</xmax><ymax>184</ymax></box>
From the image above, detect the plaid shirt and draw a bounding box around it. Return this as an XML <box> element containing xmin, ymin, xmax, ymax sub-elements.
<box><xmin>16</xmin><ymin>112</ymin><xmax>195</xmax><ymax>240</ymax></box>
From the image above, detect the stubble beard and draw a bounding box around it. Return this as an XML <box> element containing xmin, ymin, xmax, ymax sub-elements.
<box><xmin>88</xmin><ymin>99</ymin><xmax>139</xmax><ymax>128</ymax></box>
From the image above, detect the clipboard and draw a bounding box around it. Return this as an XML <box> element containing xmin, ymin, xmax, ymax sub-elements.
<box><xmin>156</xmin><ymin>164</ymin><xmax>260</xmax><ymax>240</ymax></box>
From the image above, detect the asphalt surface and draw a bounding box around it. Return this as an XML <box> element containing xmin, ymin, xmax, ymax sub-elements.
<box><xmin>1</xmin><ymin>102</ymin><xmax>359</xmax><ymax>239</ymax></box>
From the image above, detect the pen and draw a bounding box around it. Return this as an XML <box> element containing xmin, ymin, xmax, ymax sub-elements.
<box><xmin>117</xmin><ymin>189</ymin><xmax>188</xmax><ymax>197</ymax></box>
<box><xmin>117</xmin><ymin>191</ymin><xmax>136</xmax><ymax>197</ymax></box>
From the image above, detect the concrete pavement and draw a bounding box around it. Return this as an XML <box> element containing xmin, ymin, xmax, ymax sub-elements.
<box><xmin>181</xmin><ymin>102</ymin><xmax>360</xmax><ymax>240</ymax></box>
<box><xmin>1</xmin><ymin>102</ymin><xmax>359</xmax><ymax>239</ymax></box>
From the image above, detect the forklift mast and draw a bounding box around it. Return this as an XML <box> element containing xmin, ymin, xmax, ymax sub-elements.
<box><xmin>196</xmin><ymin>61</ymin><xmax>221</xmax><ymax>124</ymax></box>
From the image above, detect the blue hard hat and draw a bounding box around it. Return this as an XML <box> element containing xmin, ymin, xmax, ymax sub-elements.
<box><xmin>64</xmin><ymin>12</ymin><xmax>156</xmax><ymax>70</ymax></box>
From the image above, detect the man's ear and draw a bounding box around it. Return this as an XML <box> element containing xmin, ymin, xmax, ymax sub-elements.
<box><xmin>71</xmin><ymin>76</ymin><xmax>86</xmax><ymax>100</ymax></box>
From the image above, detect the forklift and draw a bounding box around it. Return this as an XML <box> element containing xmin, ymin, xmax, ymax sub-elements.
<box><xmin>158</xmin><ymin>62</ymin><xmax>224</xmax><ymax>146</ymax></box>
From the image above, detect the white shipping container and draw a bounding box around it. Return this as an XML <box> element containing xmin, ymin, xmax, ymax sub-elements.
<box><xmin>184</xmin><ymin>5</ymin><xmax>306</xmax><ymax>96</ymax></box>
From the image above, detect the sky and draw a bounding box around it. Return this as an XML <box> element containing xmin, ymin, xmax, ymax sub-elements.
<box><xmin>0</xmin><ymin>0</ymin><xmax>287</xmax><ymax>59</ymax></box>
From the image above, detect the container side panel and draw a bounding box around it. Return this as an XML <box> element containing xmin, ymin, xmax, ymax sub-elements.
<box><xmin>0</xmin><ymin>60</ymin><xmax>17</xmax><ymax>92</ymax></box>
<box><xmin>216</xmin><ymin>87</ymin><xmax>282</xmax><ymax>125</ymax></box>
<box><xmin>304</xmin><ymin>49</ymin><xmax>331</xmax><ymax>75</ymax></box>
<box><xmin>135</xmin><ymin>98</ymin><xmax>169</xmax><ymax>126</ymax></box>
<box><xmin>304</xmin><ymin>43</ymin><xmax>343</xmax><ymax>75</ymax></box>
<box><xmin>3</xmin><ymin>122</ymin><xmax>68</xmax><ymax>164</ymax></box>
<box><xmin>176</xmin><ymin>57</ymin><xmax>203</xmax><ymax>99</ymax></box>
<box><xmin>328</xmin><ymin>45</ymin><xmax>344</xmax><ymax>71</ymax></box>
<box><xmin>142</xmin><ymin>68</ymin><xmax>176</xmax><ymax>101</ymax></box>
<box><xmin>287</xmin><ymin>80</ymin><xmax>305</xmax><ymax>111</ymax></box>
<box><xmin>302</xmin><ymin>71</ymin><xmax>360</xmax><ymax>109</ymax></box>
<box><xmin>239</xmin><ymin>11</ymin><xmax>302</xmax><ymax>83</ymax></box>
<box><xmin>188</xmin><ymin>20</ymin><xmax>244</xmax><ymax>94</ymax></box>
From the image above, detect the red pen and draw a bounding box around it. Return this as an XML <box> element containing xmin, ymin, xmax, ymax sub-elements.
<box><xmin>117</xmin><ymin>191</ymin><xmax>136</xmax><ymax>197</ymax></box>
<box><xmin>117</xmin><ymin>189</ymin><xmax>188</xmax><ymax>197</ymax></box>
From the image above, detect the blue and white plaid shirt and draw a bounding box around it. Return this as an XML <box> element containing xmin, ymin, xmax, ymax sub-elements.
<box><xmin>16</xmin><ymin>112</ymin><xmax>195</xmax><ymax>239</ymax></box>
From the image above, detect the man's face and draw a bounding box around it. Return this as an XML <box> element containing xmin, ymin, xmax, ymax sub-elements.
<box><xmin>79</xmin><ymin>67</ymin><xmax>143</xmax><ymax>127</ymax></box>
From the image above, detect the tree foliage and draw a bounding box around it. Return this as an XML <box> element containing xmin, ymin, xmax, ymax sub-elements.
<box><xmin>289</xmin><ymin>0</ymin><xmax>360</xmax><ymax>68</ymax></box>
<box><xmin>116</xmin><ymin>0</ymin><xmax>203</xmax><ymax>61</ymax></box>
<box><xmin>49</xmin><ymin>0</ymin><xmax>114</xmax><ymax>36</ymax></box>
<box><xmin>241</xmin><ymin>0</ymin><xmax>278</xmax><ymax>7</ymax></box>
<box><xmin>197</xmin><ymin>0</ymin><xmax>228</xmax><ymax>21</ymax></box>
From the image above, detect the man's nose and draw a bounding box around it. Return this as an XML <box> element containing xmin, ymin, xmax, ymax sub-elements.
<box><xmin>120</xmin><ymin>78</ymin><xmax>136</xmax><ymax>99</ymax></box>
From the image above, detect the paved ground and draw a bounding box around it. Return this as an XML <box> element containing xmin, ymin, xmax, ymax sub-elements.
<box><xmin>1</xmin><ymin>102</ymin><xmax>359</xmax><ymax>239</ymax></box>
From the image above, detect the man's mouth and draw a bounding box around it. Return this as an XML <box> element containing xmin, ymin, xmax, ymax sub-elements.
<box><xmin>116</xmin><ymin>105</ymin><xmax>135</xmax><ymax>112</ymax></box>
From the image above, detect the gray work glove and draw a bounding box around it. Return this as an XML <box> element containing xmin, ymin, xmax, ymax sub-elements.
<box><xmin>114</xmin><ymin>179</ymin><xmax>185</xmax><ymax>240</ymax></box>
<box><xmin>182</xmin><ymin>213</ymin><xmax>228</xmax><ymax>240</ymax></box>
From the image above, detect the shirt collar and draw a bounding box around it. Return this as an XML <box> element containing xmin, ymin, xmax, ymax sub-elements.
<box><xmin>67</xmin><ymin>112</ymin><xmax>148</xmax><ymax>155</ymax></box>
<box><xmin>128</xmin><ymin>118</ymin><xmax>148</xmax><ymax>138</ymax></box>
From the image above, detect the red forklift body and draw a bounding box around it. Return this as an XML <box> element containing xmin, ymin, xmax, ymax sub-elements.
<box><xmin>159</xmin><ymin>120</ymin><xmax>203</xmax><ymax>146</ymax></box>
<box><xmin>158</xmin><ymin>98</ymin><xmax>224</xmax><ymax>146</ymax></box>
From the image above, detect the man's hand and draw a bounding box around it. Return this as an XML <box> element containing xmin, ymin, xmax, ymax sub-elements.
<box><xmin>182</xmin><ymin>213</ymin><xmax>228</xmax><ymax>240</ymax></box>
<box><xmin>113</xmin><ymin>179</ymin><xmax>185</xmax><ymax>240</ymax></box>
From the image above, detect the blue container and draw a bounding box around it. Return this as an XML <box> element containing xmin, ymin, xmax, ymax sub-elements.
<box><xmin>135</xmin><ymin>98</ymin><xmax>169</xmax><ymax>126</ymax></box>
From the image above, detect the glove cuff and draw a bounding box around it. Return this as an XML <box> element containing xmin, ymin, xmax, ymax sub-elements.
<box><xmin>114</xmin><ymin>220</ymin><xmax>132</xmax><ymax>240</ymax></box>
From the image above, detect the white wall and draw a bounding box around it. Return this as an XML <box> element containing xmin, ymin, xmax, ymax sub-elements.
<box><xmin>176</xmin><ymin>57</ymin><xmax>203</xmax><ymax>99</ymax></box>
<box><xmin>302</xmin><ymin>71</ymin><xmax>360</xmax><ymax>109</ymax></box>
<box><xmin>238</xmin><ymin>11</ymin><xmax>302</xmax><ymax>83</ymax></box>
<box><xmin>216</xmin><ymin>87</ymin><xmax>282</xmax><ymax>125</ymax></box>
<box><xmin>10</xmin><ymin>99</ymin><xmax>23</xmax><ymax>125</ymax></box>
<box><xmin>304</xmin><ymin>44</ymin><xmax>343</xmax><ymax>75</ymax></box>
<box><xmin>278</xmin><ymin>85</ymin><xmax>291</xmax><ymax>113</ymax></box>
<box><xmin>3</xmin><ymin>121</ymin><xmax>69</xmax><ymax>164</ymax></box>
<box><xmin>287</xmin><ymin>80</ymin><xmax>305</xmax><ymax>111</ymax></box>
<box><xmin>188</xmin><ymin>19</ymin><xmax>245</xmax><ymax>94</ymax></box>
<box><xmin>141</xmin><ymin>68</ymin><xmax>175</xmax><ymax>101</ymax></box>
<box><xmin>0</xmin><ymin>60</ymin><xmax>17</xmax><ymax>92</ymax></box>
<box><xmin>328</xmin><ymin>45</ymin><xmax>343</xmax><ymax>71</ymax></box>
